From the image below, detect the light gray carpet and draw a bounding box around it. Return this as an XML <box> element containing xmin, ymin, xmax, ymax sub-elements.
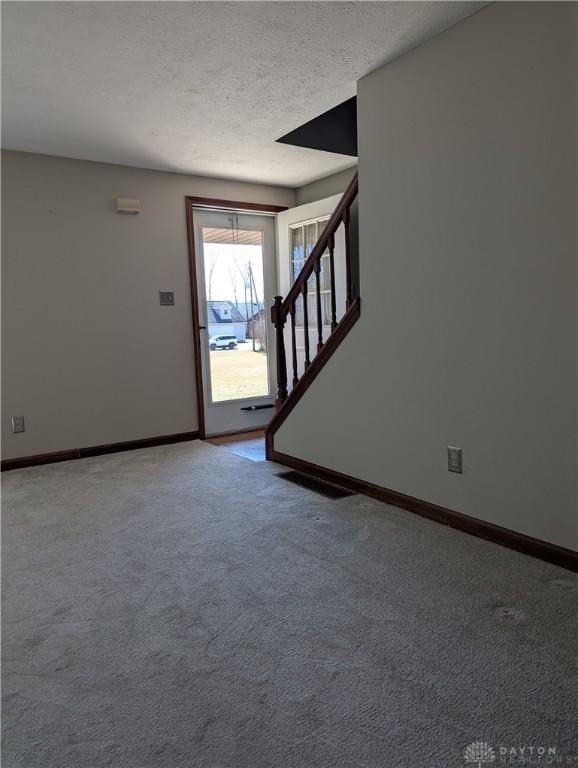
<box><xmin>3</xmin><ymin>441</ymin><xmax>577</xmax><ymax>768</ymax></box>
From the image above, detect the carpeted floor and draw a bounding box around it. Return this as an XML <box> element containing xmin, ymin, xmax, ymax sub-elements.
<box><xmin>2</xmin><ymin>441</ymin><xmax>577</xmax><ymax>767</ymax></box>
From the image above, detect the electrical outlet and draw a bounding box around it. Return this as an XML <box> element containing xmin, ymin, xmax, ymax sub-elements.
<box><xmin>11</xmin><ymin>415</ymin><xmax>25</xmax><ymax>434</ymax></box>
<box><xmin>159</xmin><ymin>291</ymin><xmax>174</xmax><ymax>306</ymax></box>
<box><xmin>447</xmin><ymin>446</ymin><xmax>462</xmax><ymax>474</ymax></box>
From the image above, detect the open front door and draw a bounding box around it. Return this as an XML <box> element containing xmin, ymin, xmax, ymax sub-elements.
<box><xmin>191</xmin><ymin>208</ymin><xmax>276</xmax><ymax>436</ymax></box>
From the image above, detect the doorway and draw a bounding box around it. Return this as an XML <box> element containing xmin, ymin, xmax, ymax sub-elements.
<box><xmin>187</xmin><ymin>204</ymin><xmax>279</xmax><ymax>437</ymax></box>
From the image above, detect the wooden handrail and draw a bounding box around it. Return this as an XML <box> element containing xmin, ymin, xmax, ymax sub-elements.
<box><xmin>278</xmin><ymin>172</ymin><xmax>358</xmax><ymax>316</ymax></box>
<box><xmin>271</xmin><ymin>171</ymin><xmax>358</xmax><ymax>410</ymax></box>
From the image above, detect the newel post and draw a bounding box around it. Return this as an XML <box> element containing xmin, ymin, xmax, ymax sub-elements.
<box><xmin>271</xmin><ymin>295</ymin><xmax>288</xmax><ymax>409</ymax></box>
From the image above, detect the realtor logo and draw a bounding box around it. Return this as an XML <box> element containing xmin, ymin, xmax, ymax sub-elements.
<box><xmin>464</xmin><ymin>742</ymin><xmax>496</xmax><ymax>767</ymax></box>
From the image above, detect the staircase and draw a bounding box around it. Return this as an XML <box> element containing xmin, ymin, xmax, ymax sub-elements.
<box><xmin>265</xmin><ymin>172</ymin><xmax>360</xmax><ymax>459</ymax></box>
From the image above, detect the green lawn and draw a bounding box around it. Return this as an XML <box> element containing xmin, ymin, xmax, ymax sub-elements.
<box><xmin>209</xmin><ymin>345</ymin><xmax>269</xmax><ymax>402</ymax></box>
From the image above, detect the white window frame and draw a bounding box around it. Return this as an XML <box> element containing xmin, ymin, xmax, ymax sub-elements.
<box><xmin>289</xmin><ymin>216</ymin><xmax>331</xmax><ymax>327</ymax></box>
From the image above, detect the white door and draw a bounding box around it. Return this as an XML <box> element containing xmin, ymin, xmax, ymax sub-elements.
<box><xmin>192</xmin><ymin>209</ymin><xmax>277</xmax><ymax>436</ymax></box>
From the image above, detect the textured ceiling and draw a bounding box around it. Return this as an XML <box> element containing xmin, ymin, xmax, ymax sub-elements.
<box><xmin>1</xmin><ymin>1</ymin><xmax>484</xmax><ymax>187</ymax></box>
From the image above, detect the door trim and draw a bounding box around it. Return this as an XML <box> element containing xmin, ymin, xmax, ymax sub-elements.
<box><xmin>185</xmin><ymin>196</ymin><xmax>288</xmax><ymax>439</ymax></box>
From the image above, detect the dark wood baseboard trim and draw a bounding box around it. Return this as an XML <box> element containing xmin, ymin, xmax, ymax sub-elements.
<box><xmin>1</xmin><ymin>431</ymin><xmax>200</xmax><ymax>471</ymax></box>
<box><xmin>265</xmin><ymin>297</ymin><xmax>360</xmax><ymax>457</ymax></box>
<box><xmin>2</xmin><ymin>449</ymin><xmax>80</xmax><ymax>470</ymax></box>
<box><xmin>269</xmin><ymin>449</ymin><xmax>578</xmax><ymax>573</ymax></box>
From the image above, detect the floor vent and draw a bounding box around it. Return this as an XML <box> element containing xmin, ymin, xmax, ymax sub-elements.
<box><xmin>276</xmin><ymin>470</ymin><xmax>355</xmax><ymax>499</ymax></box>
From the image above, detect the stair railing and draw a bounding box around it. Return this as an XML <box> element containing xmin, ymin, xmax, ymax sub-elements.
<box><xmin>271</xmin><ymin>172</ymin><xmax>358</xmax><ymax>409</ymax></box>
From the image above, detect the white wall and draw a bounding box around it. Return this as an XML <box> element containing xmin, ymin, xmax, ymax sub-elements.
<box><xmin>276</xmin><ymin>2</ymin><xmax>577</xmax><ymax>550</ymax></box>
<box><xmin>1</xmin><ymin>151</ymin><xmax>293</xmax><ymax>459</ymax></box>
<box><xmin>295</xmin><ymin>167</ymin><xmax>356</xmax><ymax>207</ymax></box>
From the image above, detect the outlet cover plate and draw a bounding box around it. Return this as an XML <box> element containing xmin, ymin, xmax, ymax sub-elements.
<box><xmin>159</xmin><ymin>291</ymin><xmax>174</xmax><ymax>306</ymax></box>
<box><xmin>11</xmin><ymin>415</ymin><xmax>25</xmax><ymax>433</ymax></box>
<box><xmin>447</xmin><ymin>446</ymin><xmax>463</xmax><ymax>474</ymax></box>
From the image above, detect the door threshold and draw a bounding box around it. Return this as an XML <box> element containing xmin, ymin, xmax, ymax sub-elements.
<box><xmin>205</xmin><ymin>428</ymin><xmax>265</xmax><ymax>443</ymax></box>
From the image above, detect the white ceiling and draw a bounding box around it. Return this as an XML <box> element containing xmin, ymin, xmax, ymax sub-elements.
<box><xmin>2</xmin><ymin>1</ymin><xmax>484</xmax><ymax>188</ymax></box>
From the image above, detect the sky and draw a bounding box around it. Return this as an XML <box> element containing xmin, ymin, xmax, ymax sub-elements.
<box><xmin>202</xmin><ymin>243</ymin><xmax>265</xmax><ymax>309</ymax></box>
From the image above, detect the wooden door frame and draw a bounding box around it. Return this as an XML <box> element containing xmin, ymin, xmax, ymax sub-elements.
<box><xmin>185</xmin><ymin>196</ymin><xmax>288</xmax><ymax>439</ymax></box>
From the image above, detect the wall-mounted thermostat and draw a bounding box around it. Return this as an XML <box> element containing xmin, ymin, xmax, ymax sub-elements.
<box><xmin>115</xmin><ymin>198</ymin><xmax>141</xmax><ymax>214</ymax></box>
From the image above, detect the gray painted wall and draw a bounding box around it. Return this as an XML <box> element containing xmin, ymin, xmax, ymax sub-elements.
<box><xmin>276</xmin><ymin>2</ymin><xmax>577</xmax><ymax>550</ymax></box>
<box><xmin>295</xmin><ymin>166</ymin><xmax>357</xmax><ymax>206</ymax></box>
<box><xmin>1</xmin><ymin>151</ymin><xmax>294</xmax><ymax>458</ymax></box>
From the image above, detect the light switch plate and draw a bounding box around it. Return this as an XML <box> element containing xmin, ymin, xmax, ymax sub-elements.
<box><xmin>159</xmin><ymin>291</ymin><xmax>174</xmax><ymax>306</ymax></box>
<box><xmin>447</xmin><ymin>446</ymin><xmax>463</xmax><ymax>474</ymax></box>
<box><xmin>11</xmin><ymin>415</ymin><xmax>25</xmax><ymax>433</ymax></box>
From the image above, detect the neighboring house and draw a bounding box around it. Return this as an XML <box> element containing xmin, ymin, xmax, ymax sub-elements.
<box><xmin>207</xmin><ymin>301</ymin><xmax>247</xmax><ymax>342</ymax></box>
<box><xmin>235</xmin><ymin>301</ymin><xmax>261</xmax><ymax>323</ymax></box>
